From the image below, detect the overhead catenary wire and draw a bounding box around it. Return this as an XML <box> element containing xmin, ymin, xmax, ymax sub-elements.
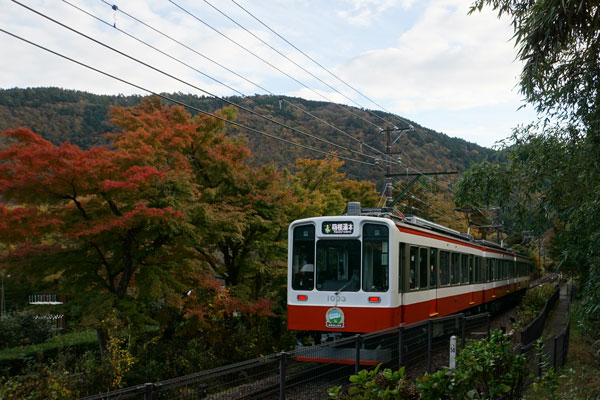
<box><xmin>393</xmin><ymin>120</ymin><xmax>450</xmax><ymax>174</ymax></box>
<box><xmin>228</xmin><ymin>0</ymin><xmax>451</xmax><ymax>170</ymax></box>
<box><xmin>229</xmin><ymin>0</ymin><xmax>418</xmax><ymax>129</ymax></box>
<box><xmin>195</xmin><ymin>0</ymin><xmax>458</xmax><ymax>198</ymax></box>
<box><xmin>0</xmin><ymin>28</ymin><xmax>374</xmax><ymax>166</ymax></box>
<box><xmin>167</xmin><ymin>0</ymin><xmax>386</xmax><ymax>133</ymax></box>
<box><xmin>14</xmin><ymin>0</ymin><xmax>384</xmax><ymax>165</ymax></box>
<box><xmin>376</xmin><ymin>186</ymin><xmax>388</xmax><ymax>209</ymax></box>
<box><xmin>393</xmin><ymin>166</ymin><xmax>456</xmax><ymax>197</ymax></box>
<box><xmin>61</xmin><ymin>0</ymin><xmax>380</xmax><ymax>163</ymax></box>
<box><xmin>64</xmin><ymin>0</ymin><xmax>245</xmax><ymax>97</ymax></box>
<box><xmin>406</xmin><ymin>192</ymin><xmax>454</xmax><ymax>221</ymax></box>
<box><xmin>201</xmin><ymin>0</ymin><xmax>394</xmax><ymax>128</ymax></box>
<box><xmin>97</xmin><ymin>0</ymin><xmax>393</xmax><ymax>162</ymax></box>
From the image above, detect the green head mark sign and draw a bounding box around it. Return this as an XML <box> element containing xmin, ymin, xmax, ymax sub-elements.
<box><xmin>325</xmin><ymin>307</ymin><xmax>345</xmax><ymax>328</ymax></box>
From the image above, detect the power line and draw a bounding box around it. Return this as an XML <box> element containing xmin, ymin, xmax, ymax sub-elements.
<box><xmin>400</xmin><ymin>124</ymin><xmax>450</xmax><ymax>173</ymax></box>
<box><xmin>97</xmin><ymin>0</ymin><xmax>392</xmax><ymax>162</ymax></box>
<box><xmin>167</xmin><ymin>0</ymin><xmax>386</xmax><ymax>132</ymax></box>
<box><xmin>15</xmin><ymin>0</ymin><xmax>380</xmax><ymax>164</ymax></box>
<box><xmin>64</xmin><ymin>0</ymin><xmax>245</xmax><ymax>98</ymax></box>
<box><xmin>394</xmin><ymin>166</ymin><xmax>456</xmax><ymax>196</ymax></box>
<box><xmin>204</xmin><ymin>0</ymin><xmax>451</xmax><ymax>176</ymax></box>
<box><xmin>407</xmin><ymin>192</ymin><xmax>451</xmax><ymax>220</ymax></box>
<box><xmin>61</xmin><ymin>0</ymin><xmax>379</xmax><ymax>163</ymax></box>
<box><xmin>0</xmin><ymin>28</ymin><xmax>375</xmax><ymax>166</ymax></box>
<box><xmin>227</xmin><ymin>0</ymin><xmax>451</xmax><ymax>170</ymax></box>
<box><xmin>201</xmin><ymin>0</ymin><xmax>393</xmax><ymax>128</ymax></box>
<box><xmin>228</xmin><ymin>0</ymin><xmax>415</xmax><ymax>128</ymax></box>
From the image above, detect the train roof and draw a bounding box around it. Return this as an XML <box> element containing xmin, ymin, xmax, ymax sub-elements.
<box><xmin>342</xmin><ymin>202</ymin><xmax>528</xmax><ymax>258</ymax></box>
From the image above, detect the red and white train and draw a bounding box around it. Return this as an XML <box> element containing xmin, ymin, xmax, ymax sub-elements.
<box><xmin>287</xmin><ymin>203</ymin><xmax>530</xmax><ymax>338</ymax></box>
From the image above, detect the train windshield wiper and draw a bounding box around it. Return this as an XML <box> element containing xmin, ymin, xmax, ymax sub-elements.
<box><xmin>335</xmin><ymin>279</ymin><xmax>354</xmax><ymax>295</ymax></box>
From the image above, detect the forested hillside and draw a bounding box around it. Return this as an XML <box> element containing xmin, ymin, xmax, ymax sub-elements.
<box><xmin>0</xmin><ymin>87</ymin><xmax>493</xmax><ymax>184</ymax></box>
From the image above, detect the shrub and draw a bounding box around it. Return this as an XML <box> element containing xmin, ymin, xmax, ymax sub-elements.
<box><xmin>0</xmin><ymin>360</ymin><xmax>74</xmax><ymax>400</ymax></box>
<box><xmin>0</xmin><ymin>312</ymin><xmax>55</xmax><ymax>349</ymax></box>
<box><xmin>514</xmin><ymin>284</ymin><xmax>557</xmax><ymax>330</ymax></box>
<box><xmin>418</xmin><ymin>329</ymin><xmax>529</xmax><ymax>400</ymax></box>
<box><xmin>329</xmin><ymin>330</ymin><xmax>530</xmax><ymax>400</ymax></box>
<box><xmin>328</xmin><ymin>365</ymin><xmax>419</xmax><ymax>400</ymax></box>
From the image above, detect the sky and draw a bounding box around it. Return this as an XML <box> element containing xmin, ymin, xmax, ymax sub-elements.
<box><xmin>0</xmin><ymin>0</ymin><xmax>538</xmax><ymax>148</ymax></box>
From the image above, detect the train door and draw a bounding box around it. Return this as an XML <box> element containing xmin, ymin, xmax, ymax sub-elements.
<box><xmin>398</xmin><ymin>242</ymin><xmax>407</xmax><ymax>324</ymax></box>
<box><xmin>429</xmin><ymin>248</ymin><xmax>438</xmax><ymax>317</ymax></box>
<box><xmin>468</xmin><ymin>255</ymin><xmax>475</xmax><ymax>305</ymax></box>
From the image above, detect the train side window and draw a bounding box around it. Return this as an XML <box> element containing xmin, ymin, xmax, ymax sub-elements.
<box><xmin>419</xmin><ymin>247</ymin><xmax>428</xmax><ymax>289</ymax></box>
<box><xmin>439</xmin><ymin>251</ymin><xmax>450</xmax><ymax>286</ymax></box>
<box><xmin>430</xmin><ymin>248</ymin><xmax>438</xmax><ymax>288</ymax></box>
<box><xmin>399</xmin><ymin>243</ymin><xmax>405</xmax><ymax>292</ymax></box>
<box><xmin>362</xmin><ymin>224</ymin><xmax>389</xmax><ymax>292</ymax></box>
<box><xmin>409</xmin><ymin>246</ymin><xmax>418</xmax><ymax>290</ymax></box>
<box><xmin>451</xmin><ymin>252</ymin><xmax>460</xmax><ymax>284</ymax></box>
<box><xmin>468</xmin><ymin>255</ymin><xmax>474</xmax><ymax>283</ymax></box>
<box><xmin>519</xmin><ymin>262</ymin><xmax>525</xmax><ymax>276</ymax></box>
<box><xmin>492</xmin><ymin>259</ymin><xmax>498</xmax><ymax>280</ymax></box>
<box><xmin>461</xmin><ymin>254</ymin><xmax>468</xmax><ymax>283</ymax></box>
<box><xmin>292</xmin><ymin>225</ymin><xmax>315</xmax><ymax>291</ymax></box>
<box><xmin>475</xmin><ymin>257</ymin><xmax>481</xmax><ymax>283</ymax></box>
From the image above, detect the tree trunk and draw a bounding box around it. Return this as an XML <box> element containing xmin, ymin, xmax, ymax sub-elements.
<box><xmin>96</xmin><ymin>327</ymin><xmax>108</xmax><ymax>359</ymax></box>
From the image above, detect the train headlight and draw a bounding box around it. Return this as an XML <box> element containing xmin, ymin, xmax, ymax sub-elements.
<box><xmin>297</xmin><ymin>295</ymin><xmax>308</xmax><ymax>301</ymax></box>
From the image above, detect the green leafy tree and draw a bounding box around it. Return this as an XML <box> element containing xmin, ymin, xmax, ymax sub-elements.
<box><xmin>288</xmin><ymin>157</ymin><xmax>379</xmax><ymax>220</ymax></box>
<box><xmin>465</xmin><ymin>2</ymin><xmax>600</xmax><ymax>336</ymax></box>
<box><xmin>470</xmin><ymin>1</ymin><xmax>600</xmax><ymax>132</ymax></box>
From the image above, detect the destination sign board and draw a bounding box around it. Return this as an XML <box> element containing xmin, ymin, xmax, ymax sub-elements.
<box><xmin>322</xmin><ymin>221</ymin><xmax>354</xmax><ymax>235</ymax></box>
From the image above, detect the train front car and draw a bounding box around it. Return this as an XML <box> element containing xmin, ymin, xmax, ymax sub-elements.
<box><xmin>287</xmin><ymin>215</ymin><xmax>399</xmax><ymax>340</ymax></box>
<box><xmin>287</xmin><ymin>206</ymin><xmax>532</xmax><ymax>365</ymax></box>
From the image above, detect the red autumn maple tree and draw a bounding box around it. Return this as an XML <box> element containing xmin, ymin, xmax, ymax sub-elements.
<box><xmin>0</xmin><ymin>97</ymin><xmax>289</xmax><ymax>347</ymax></box>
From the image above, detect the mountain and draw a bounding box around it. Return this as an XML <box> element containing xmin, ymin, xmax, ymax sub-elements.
<box><xmin>0</xmin><ymin>87</ymin><xmax>494</xmax><ymax>184</ymax></box>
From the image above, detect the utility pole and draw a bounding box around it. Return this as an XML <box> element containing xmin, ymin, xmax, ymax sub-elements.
<box><xmin>381</xmin><ymin>126</ymin><xmax>413</xmax><ymax>207</ymax></box>
<box><xmin>385</xmin><ymin>129</ymin><xmax>393</xmax><ymax>207</ymax></box>
<box><xmin>380</xmin><ymin>125</ymin><xmax>458</xmax><ymax>209</ymax></box>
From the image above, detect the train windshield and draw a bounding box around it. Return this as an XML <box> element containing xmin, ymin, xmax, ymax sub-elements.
<box><xmin>292</xmin><ymin>225</ymin><xmax>315</xmax><ymax>290</ymax></box>
<box><xmin>316</xmin><ymin>240</ymin><xmax>360</xmax><ymax>292</ymax></box>
<box><xmin>362</xmin><ymin>224</ymin><xmax>389</xmax><ymax>292</ymax></box>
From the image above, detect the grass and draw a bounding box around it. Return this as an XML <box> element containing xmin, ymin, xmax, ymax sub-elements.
<box><xmin>0</xmin><ymin>330</ymin><xmax>97</xmax><ymax>361</ymax></box>
<box><xmin>554</xmin><ymin>322</ymin><xmax>600</xmax><ymax>399</ymax></box>
<box><xmin>524</xmin><ymin>302</ymin><xmax>600</xmax><ymax>400</ymax></box>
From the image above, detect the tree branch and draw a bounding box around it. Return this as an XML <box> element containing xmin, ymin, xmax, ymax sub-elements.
<box><xmin>100</xmin><ymin>193</ymin><xmax>123</xmax><ymax>217</ymax></box>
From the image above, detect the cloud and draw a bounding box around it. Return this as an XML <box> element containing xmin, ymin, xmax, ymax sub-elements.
<box><xmin>336</xmin><ymin>0</ymin><xmax>414</xmax><ymax>26</ymax></box>
<box><xmin>336</xmin><ymin>0</ymin><xmax>523</xmax><ymax>113</ymax></box>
